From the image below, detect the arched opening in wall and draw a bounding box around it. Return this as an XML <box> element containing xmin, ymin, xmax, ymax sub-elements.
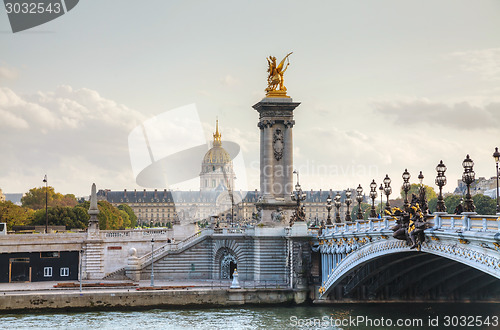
<box><xmin>229</xmin><ymin>261</ymin><xmax>237</xmax><ymax>279</ymax></box>
<box><xmin>220</xmin><ymin>253</ymin><xmax>237</xmax><ymax>280</ymax></box>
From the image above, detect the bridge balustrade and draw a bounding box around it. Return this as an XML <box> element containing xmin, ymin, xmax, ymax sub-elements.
<box><xmin>317</xmin><ymin>212</ymin><xmax>500</xmax><ymax>299</ymax></box>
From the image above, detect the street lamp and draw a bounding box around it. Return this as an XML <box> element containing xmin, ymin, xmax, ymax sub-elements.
<box><xmin>435</xmin><ymin>160</ymin><xmax>447</xmax><ymax>213</ymax></box>
<box><xmin>290</xmin><ymin>176</ymin><xmax>306</xmax><ymax>222</ymax></box>
<box><xmin>345</xmin><ymin>189</ymin><xmax>352</xmax><ymax>222</ymax></box>
<box><xmin>356</xmin><ymin>184</ymin><xmax>364</xmax><ymax>220</ymax></box>
<box><xmin>402</xmin><ymin>169</ymin><xmax>411</xmax><ymax>210</ymax></box>
<box><xmin>461</xmin><ymin>154</ymin><xmax>476</xmax><ymax>213</ymax></box>
<box><xmin>369</xmin><ymin>180</ymin><xmax>377</xmax><ymax>218</ymax></box>
<box><xmin>334</xmin><ymin>192</ymin><xmax>341</xmax><ymax>223</ymax></box>
<box><xmin>325</xmin><ymin>194</ymin><xmax>333</xmax><ymax>225</ymax></box>
<box><xmin>493</xmin><ymin>147</ymin><xmax>500</xmax><ymax>214</ymax></box>
<box><xmin>383</xmin><ymin>174</ymin><xmax>392</xmax><ymax>211</ymax></box>
<box><xmin>379</xmin><ymin>184</ymin><xmax>384</xmax><ymax>217</ymax></box>
<box><xmin>43</xmin><ymin>175</ymin><xmax>48</xmax><ymax>234</ymax></box>
<box><xmin>150</xmin><ymin>238</ymin><xmax>155</xmax><ymax>287</ymax></box>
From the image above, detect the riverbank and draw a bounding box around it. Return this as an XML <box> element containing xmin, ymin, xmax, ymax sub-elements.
<box><xmin>0</xmin><ymin>280</ymin><xmax>308</xmax><ymax>312</ymax></box>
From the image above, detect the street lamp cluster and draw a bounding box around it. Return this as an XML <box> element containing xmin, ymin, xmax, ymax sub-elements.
<box><xmin>320</xmin><ymin>148</ymin><xmax>500</xmax><ymax>227</ymax></box>
<box><xmin>462</xmin><ymin>154</ymin><xmax>476</xmax><ymax>213</ymax></box>
<box><xmin>435</xmin><ymin>161</ymin><xmax>447</xmax><ymax>213</ymax></box>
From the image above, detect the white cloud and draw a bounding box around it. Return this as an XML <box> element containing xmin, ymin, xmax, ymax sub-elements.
<box><xmin>449</xmin><ymin>48</ymin><xmax>500</xmax><ymax>81</ymax></box>
<box><xmin>220</xmin><ymin>74</ymin><xmax>239</xmax><ymax>87</ymax></box>
<box><xmin>372</xmin><ymin>98</ymin><xmax>500</xmax><ymax>130</ymax></box>
<box><xmin>0</xmin><ymin>66</ymin><xmax>18</xmax><ymax>80</ymax></box>
<box><xmin>0</xmin><ymin>86</ymin><xmax>146</xmax><ymax>195</ymax></box>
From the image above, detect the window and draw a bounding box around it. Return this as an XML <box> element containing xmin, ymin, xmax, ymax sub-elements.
<box><xmin>41</xmin><ymin>252</ymin><xmax>60</xmax><ymax>258</ymax></box>
<box><xmin>44</xmin><ymin>267</ymin><xmax>53</xmax><ymax>277</ymax></box>
<box><xmin>60</xmin><ymin>268</ymin><xmax>69</xmax><ymax>277</ymax></box>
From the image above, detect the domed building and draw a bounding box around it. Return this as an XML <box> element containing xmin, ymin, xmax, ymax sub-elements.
<box><xmin>200</xmin><ymin>120</ymin><xmax>235</xmax><ymax>192</ymax></box>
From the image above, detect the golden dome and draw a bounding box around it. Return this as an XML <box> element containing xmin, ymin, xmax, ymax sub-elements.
<box><xmin>203</xmin><ymin>120</ymin><xmax>231</xmax><ymax>164</ymax></box>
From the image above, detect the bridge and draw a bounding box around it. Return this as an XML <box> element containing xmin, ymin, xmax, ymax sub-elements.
<box><xmin>316</xmin><ymin>213</ymin><xmax>500</xmax><ymax>302</ymax></box>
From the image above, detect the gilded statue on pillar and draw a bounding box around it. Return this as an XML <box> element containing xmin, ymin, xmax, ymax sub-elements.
<box><xmin>265</xmin><ymin>52</ymin><xmax>293</xmax><ymax>97</ymax></box>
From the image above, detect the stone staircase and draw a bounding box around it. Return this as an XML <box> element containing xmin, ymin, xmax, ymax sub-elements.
<box><xmin>84</xmin><ymin>242</ymin><xmax>105</xmax><ymax>279</ymax></box>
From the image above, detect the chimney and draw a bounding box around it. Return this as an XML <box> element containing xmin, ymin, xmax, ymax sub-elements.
<box><xmin>134</xmin><ymin>189</ymin><xmax>137</xmax><ymax>197</ymax></box>
<box><xmin>124</xmin><ymin>189</ymin><xmax>127</xmax><ymax>198</ymax></box>
<box><xmin>143</xmin><ymin>189</ymin><xmax>146</xmax><ymax>198</ymax></box>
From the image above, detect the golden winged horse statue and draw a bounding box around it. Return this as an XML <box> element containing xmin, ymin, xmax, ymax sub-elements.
<box><xmin>265</xmin><ymin>52</ymin><xmax>293</xmax><ymax>97</ymax></box>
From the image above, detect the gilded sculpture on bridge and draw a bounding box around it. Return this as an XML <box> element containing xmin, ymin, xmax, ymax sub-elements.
<box><xmin>265</xmin><ymin>52</ymin><xmax>293</xmax><ymax>97</ymax></box>
<box><xmin>388</xmin><ymin>195</ymin><xmax>432</xmax><ymax>250</ymax></box>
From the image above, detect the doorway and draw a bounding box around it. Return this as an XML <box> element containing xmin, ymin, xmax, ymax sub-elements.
<box><xmin>9</xmin><ymin>258</ymin><xmax>31</xmax><ymax>282</ymax></box>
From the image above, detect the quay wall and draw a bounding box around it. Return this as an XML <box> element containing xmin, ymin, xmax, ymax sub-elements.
<box><xmin>0</xmin><ymin>289</ymin><xmax>308</xmax><ymax>312</ymax></box>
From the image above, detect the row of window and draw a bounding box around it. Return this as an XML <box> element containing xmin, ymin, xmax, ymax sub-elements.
<box><xmin>43</xmin><ymin>267</ymin><xmax>69</xmax><ymax>277</ymax></box>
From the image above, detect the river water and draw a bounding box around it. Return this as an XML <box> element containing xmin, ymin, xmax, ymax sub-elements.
<box><xmin>0</xmin><ymin>303</ymin><xmax>498</xmax><ymax>329</ymax></box>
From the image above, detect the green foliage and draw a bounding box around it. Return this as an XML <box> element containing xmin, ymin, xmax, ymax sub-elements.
<box><xmin>400</xmin><ymin>184</ymin><xmax>437</xmax><ymax>201</ymax></box>
<box><xmin>0</xmin><ymin>201</ymin><xmax>34</xmax><ymax>230</ymax></box>
<box><xmin>472</xmin><ymin>194</ymin><xmax>496</xmax><ymax>215</ymax></box>
<box><xmin>118</xmin><ymin>204</ymin><xmax>138</xmax><ymax>228</ymax></box>
<box><xmin>428</xmin><ymin>197</ymin><xmax>437</xmax><ymax>213</ymax></box>
<box><xmin>21</xmin><ymin>186</ymin><xmax>77</xmax><ymax>210</ymax></box>
<box><xmin>77</xmin><ymin>201</ymin><xmax>126</xmax><ymax>230</ymax></box>
<box><xmin>351</xmin><ymin>202</ymin><xmax>372</xmax><ymax>220</ymax></box>
<box><xmin>30</xmin><ymin>206</ymin><xmax>87</xmax><ymax>229</ymax></box>
<box><xmin>444</xmin><ymin>195</ymin><xmax>463</xmax><ymax>214</ymax></box>
<box><xmin>119</xmin><ymin>210</ymin><xmax>130</xmax><ymax>228</ymax></box>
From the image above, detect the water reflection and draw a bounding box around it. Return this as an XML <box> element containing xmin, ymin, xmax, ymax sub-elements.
<box><xmin>1</xmin><ymin>304</ymin><xmax>498</xmax><ymax>330</ymax></box>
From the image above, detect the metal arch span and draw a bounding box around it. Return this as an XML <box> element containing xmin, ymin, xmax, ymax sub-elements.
<box><xmin>320</xmin><ymin>239</ymin><xmax>500</xmax><ymax>298</ymax></box>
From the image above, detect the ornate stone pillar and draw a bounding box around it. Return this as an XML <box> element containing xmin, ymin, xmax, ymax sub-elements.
<box><xmin>253</xmin><ymin>98</ymin><xmax>300</xmax><ymax>226</ymax></box>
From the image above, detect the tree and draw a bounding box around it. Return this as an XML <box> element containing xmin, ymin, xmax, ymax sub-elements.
<box><xmin>472</xmin><ymin>194</ymin><xmax>496</xmax><ymax>215</ymax></box>
<box><xmin>0</xmin><ymin>201</ymin><xmax>34</xmax><ymax>230</ymax></box>
<box><xmin>428</xmin><ymin>197</ymin><xmax>438</xmax><ymax>213</ymax></box>
<box><xmin>118</xmin><ymin>204</ymin><xmax>138</xmax><ymax>228</ymax></box>
<box><xmin>400</xmin><ymin>184</ymin><xmax>437</xmax><ymax>201</ymax></box>
<box><xmin>351</xmin><ymin>203</ymin><xmax>372</xmax><ymax>220</ymax></box>
<box><xmin>21</xmin><ymin>186</ymin><xmax>77</xmax><ymax>210</ymax></box>
<box><xmin>79</xmin><ymin>200</ymin><xmax>126</xmax><ymax>230</ymax></box>
<box><xmin>444</xmin><ymin>195</ymin><xmax>463</xmax><ymax>214</ymax></box>
<box><xmin>30</xmin><ymin>206</ymin><xmax>86</xmax><ymax>229</ymax></box>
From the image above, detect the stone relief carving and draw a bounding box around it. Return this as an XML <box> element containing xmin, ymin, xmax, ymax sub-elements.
<box><xmin>273</xmin><ymin>128</ymin><xmax>284</xmax><ymax>161</ymax></box>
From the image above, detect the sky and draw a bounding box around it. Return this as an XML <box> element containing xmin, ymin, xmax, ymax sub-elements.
<box><xmin>1</xmin><ymin>0</ymin><xmax>499</xmax><ymax>197</ymax></box>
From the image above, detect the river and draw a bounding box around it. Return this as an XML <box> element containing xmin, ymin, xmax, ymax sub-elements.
<box><xmin>1</xmin><ymin>303</ymin><xmax>498</xmax><ymax>329</ymax></box>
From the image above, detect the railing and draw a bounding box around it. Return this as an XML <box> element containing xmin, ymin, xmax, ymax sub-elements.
<box><xmin>102</xmin><ymin>228</ymin><xmax>173</xmax><ymax>239</ymax></box>
<box><xmin>319</xmin><ymin>213</ymin><xmax>499</xmax><ymax>238</ymax></box>
<box><xmin>136</xmin><ymin>229</ymin><xmax>210</xmax><ymax>264</ymax></box>
<box><xmin>213</xmin><ymin>227</ymin><xmax>255</xmax><ymax>235</ymax></box>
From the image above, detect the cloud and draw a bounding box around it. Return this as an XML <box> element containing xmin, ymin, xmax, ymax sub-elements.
<box><xmin>0</xmin><ymin>86</ymin><xmax>146</xmax><ymax>195</ymax></box>
<box><xmin>220</xmin><ymin>74</ymin><xmax>239</xmax><ymax>87</ymax></box>
<box><xmin>0</xmin><ymin>66</ymin><xmax>18</xmax><ymax>80</ymax></box>
<box><xmin>448</xmin><ymin>48</ymin><xmax>500</xmax><ymax>81</ymax></box>
<box><xmin>372</xmin><ymin>98</ymin><xmax>500</xmax><ymax>130</ymax></box>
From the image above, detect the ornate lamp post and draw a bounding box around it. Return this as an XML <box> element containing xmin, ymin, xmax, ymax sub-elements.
<box><xmin>435</xmin><ymin>160</ymin><xmax>447</xmax><ymax>213</ymax></box>
<box><xmin>461</xmin><ymin>154</ymin><xmax>476</xmax><ymax>213</ymax></box>
<box><xmin>325</xmin><ymin>194</ymin><xmax>333</xmax><ymax>225</ymax></box>
<box><xmin>356</xmin><ymin>184</ymin><xmax>364</xmax><ymax>220</ymax></box>
<box><xmin>418</xmin><ymin>171</ymin><xmax>429</xmax><ymax>214</ymax></box>
<box><xmin>402</xmin><ymin>169</ymin><xmax>411</xmax><ymax>210</ymax></box>
<box><xmin>379</xmin><ymin>184</ymin><xmax>384</xmax><ymax>217</ymax></box>
<box><xmin>383</xmin><ymin>175</ymin><xmax>392</xmax><ymax>211</ymax></box>
<box><xmin>344</xmin><ymin>189</ymin><xmax>352</xmax><ymax>222</ymax></box>
<box><xmin>43</xmin><ymin>174</ymin><xmax>48</xmax><ymax>234</ymax></box>
<box><xmin>369</xmin><ymin>180</ymin><xmax>377</xmax><ymax>218</ymax></box>
<box><xmin>150</xmin><ymin>238</ymin><xmax>155</xmax><ymax>287</ymax></box>
<box><xmin>290</xmin><ymin>177</ymin><xmax>306</xmax><ymax>222</ymax></box>
<box><xmin>493</xmin><ymin>147</ymin><xmax>500</xmax><ymax>214</ymax></box>
<box><xmin>334</xmin><ymin>192</ymin><xmax>341</xmax><ymax>223</ymax></box>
